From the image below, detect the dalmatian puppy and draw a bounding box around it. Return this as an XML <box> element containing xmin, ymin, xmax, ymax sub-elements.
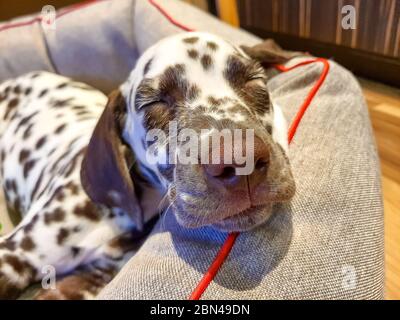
<box><xmin>0</xmin><ymin>32</ymin><xmax>296</xmax><ymax>299</ymax></box>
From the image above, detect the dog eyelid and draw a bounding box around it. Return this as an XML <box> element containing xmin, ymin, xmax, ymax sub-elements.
<box><xmin>138</xmin><ymin>100</ymin><xmax>167</xmax><ymax>110</ymax></box>
<box><xmin>246</xmin><ymin>77</ymin><xmax>267</xmax><ymax>87</ymax></box>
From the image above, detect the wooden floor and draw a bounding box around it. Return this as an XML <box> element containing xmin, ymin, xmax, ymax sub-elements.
<box><xmin>360</xmin><ymin>78</ymin><xmax>400</xmax><ymax>300</ymax></box>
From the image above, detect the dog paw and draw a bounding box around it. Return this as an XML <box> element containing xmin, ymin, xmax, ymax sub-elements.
<box><xmin>0</xmin><ymin>272</ymin><xmax>24</xmax><ymax>299</ymax></box>
<box><xmin>0</xmin><ymin>252</ymin><xmax>36</xmax><ymax>299</ymax></box>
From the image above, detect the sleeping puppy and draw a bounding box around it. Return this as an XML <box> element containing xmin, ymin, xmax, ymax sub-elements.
<box><xmin>0</xmin><ymin>32</ymin><xmax>295</xmax><ymax>299</ymax></box>
<box><xmin>109</xmin><ymin>32</ymin><xmax>297</xmax><ymax>231</ymax></box>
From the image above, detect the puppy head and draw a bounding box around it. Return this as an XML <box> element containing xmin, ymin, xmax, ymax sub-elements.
<box><xmin>82</xmin><ymin>32</ymin><xmax>296</xmax><ymax>232</ymax></box>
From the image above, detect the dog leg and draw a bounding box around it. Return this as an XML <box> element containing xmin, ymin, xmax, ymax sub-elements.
<box><xmin>33</xmin><ymin>231</ymin><xmax>144</xmax><ymax>300</ymax></box>
<box><xmin>0</xmin><ymin>220</ymin><xmax>38</xmax><ymax>299</ymax></box>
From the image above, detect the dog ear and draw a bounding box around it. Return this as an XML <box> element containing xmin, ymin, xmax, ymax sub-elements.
<box><xmin>241</xmin><ymin>39</ymin><xmax>305</xmax><ymax>65</ymax></box>
<box><xmin>81</xmin><ymin>90</ymin><xmax>143</xmax><ymax>230</ymax></box>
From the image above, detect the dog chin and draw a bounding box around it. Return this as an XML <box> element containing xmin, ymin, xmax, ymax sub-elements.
<box><xmin>211</xmin><ymin>203</ymin><xmax>274</xmax><ymax>232</ymax></box>
<box><xmin>174</xmin><ymin>203</ymin><xmax>274</xmax><ymax>232</ymax></box>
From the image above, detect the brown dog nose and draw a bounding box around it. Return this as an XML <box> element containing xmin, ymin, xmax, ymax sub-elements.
<box><xmin>202</xmin><ymin>136</ymin><xmax>269</xmax><ymax>188</ymax></box>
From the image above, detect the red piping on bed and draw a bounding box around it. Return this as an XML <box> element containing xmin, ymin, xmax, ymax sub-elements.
<box><xmin>148</xmin><ymin>0</ymin><xmax>194</xmax><ymax>32</ymax></box>
<box><xmin>189</xmin><ymin>58</ymin><xmax>330</xmax><ymax>300</ymax></box>
<box><xmin>0</xmin><ymin>0</ymin><xmax>103</xmax><ymax>32</ymax></box>
<box><xmin>275</xmin><ymin>59</ymin><xmax>330</xmax><ymax>144</ymax></box>
<box><xmin>146</xmin><ymin>0</ymin><xmax>330</xmax><ymax>300</ymax></box>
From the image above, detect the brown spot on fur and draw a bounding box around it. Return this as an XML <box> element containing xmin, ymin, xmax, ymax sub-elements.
<box><xmin>75</xmin><ymin>110</ymin><xmax>90</xmax><ymax>116</ymax></box>
<box><xmin>23</xmin><ymin>215</ymin><xmax>39</xmax><ymax>233</ymax></box>
<box><xmin>56</xmin><ymin>83</ymin><xmax>68</xmax><ymax>89</ymax></box>
<box><xmin>65</xmin><ymin>181</ymin><xmax>79</xmax><ymax>195</ymax></box>
<box><xmin>207</xmin><ymin>41</ymin><xmax>218</xmax><ymax>51</ymax></box>
<box><xmin>158</xmin><ymin>64</ymin><xmax>187</xmax><ymax>104</ymax></box>
<box><xmin>143</xmin><ymin>103</ymin><xmax>174</xmax><ymax>132</ymax></box>
<box><xmin>38</xmin><ymin>89</ymin><xmax>48</xmax><ymax>98</ymax></box>
<box><xmin>0</xmin><ymin>240</ymin><xmax>16</xmax><ymax>250</ymax></box>
<box><xmin>13</xmin><ymin>198</ymin><xmax>22</xmax><ymax>218</ymax></box>
<box><xmin>23</xmin><ymin>159</ymin><xmax>36</xmax><ymax>179</ymax></box>
<box><xmin>73</xmin><ymin>200</ymin><xmax>101</xmax><ymax>221</ymax></box>
<box><xmin>71</xmin><ymin>247</ymin><xmax>81</xmax><ymax>258</ymax></box>
<box><xmin>187</xmin><ymin>84</ymin><xmax>200</xmax><ymax>102</ymax></box>
<box><xmin>187</xmin><ymin>49</ymin><xmax>198</xmax><ymax>59</ymax></box>
<box><xmin>35</xmin><ymin>136</ymin><xmax>47</xmax><ymax>149</ymax></box>
<box><xmin>53</xmin><ymin>98</ymin><xmax>74</xmax><ymax>107</ymax></box>
<box><xmin>183</xmin><ymin>36</ymin><xmax>199</xmax><ymax>44</ymax></box>
<box><xmin>57</xmin><ymin>228</ymin><xmax>69</xmax><ymax>245</ymax></box>
<box><xmin>30</xmin><ymin>169</ymin><xmax>44</xmax><ymax>201</ymax></box>
<box><xmin>62</xmin><ymin>148</ymin><xmax>86</xmax><ymax>178</ymax></box>
<box><xmin>207</xmin><ymin>96</ymin><xmax>232</xmax><ymax>107</ymax></box>
<box><xmin>4</xmin><ymin>85</ymin><xmax>11</xmax><ymax>94</ymax></box>
<box><xmin>5</xmin><ymin>179</ymin><xmax>17</xmax><ymax>193</ymax></box>
<box><xmin>3</xmin><ymin>254</ymin><xmax>34</xmax><ymax>276</ymax></box>
<box><xmin>201</xmin><ymin>54</ymin><xmax>213</xmax><ymax>70</ymax></box>
<box><xmin>20</xmin><ymin>236</ymin><xmax>35</xmax><ymax>251</ymax></box>
<box><xmin>13</xmin><ymin>85</ymin><xmax>21</xmax><ymax>94</ymax></box>
<box><xmin>4</xmin><ymin>98</ymin><xmax>19</xmax><ymax>120</ymax></box>
<box><xmin>14</xmin><ymin>111</ymin><xmax>38</xmax><ymax>135</ymax></box>
<box><xmin>56</xmin><ymin>190</ymin><xmax>65</xmax><ymax>201</ymax></box>
<box><xmin>23</xmin><ymin>123</ymin><xmax>33</xmax><ymax>139</ymax></box>
<box><xmin>41</xmin><ymin>186</ymin><xmax>66</xmax><ymax>208</ymax></box>
<box><xmin>72</xmin><ymin>226</ymin><xmax>81</xmax><ymax>233</ymax></box>
<box><xmin>224</xmin><ymin>55</ymin><xmax>248</xmax><ymax>87</ymax></box>
<box><xmin>54</xmin><ymin>123</ymin><xmax>67</xmax><ymax>134</ymax></box>
<box><xmin>50</xmin><ymin>149</ymin><xmax>71</xmax><ymax>173</ymax></box>
<box><xmin>44</xmin><ymin>208</ymin><xmax>66</xmax><ymax>224</ymax></box>
<box><xmin>19</xmin><ymin>149</ymin><xmax>30</xmax><ymax>163</ymax></box>
<box><xmin>24</xmin><ymin>87</ymin><xmax>32</xmax><ymax>95</ymax></box>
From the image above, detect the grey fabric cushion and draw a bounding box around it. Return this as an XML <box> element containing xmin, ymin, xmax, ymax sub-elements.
<box><xmin>0</xmin><ymin>0</ymin><xmax>259</xmax><ymax>93</ymax></box>
<box><xmin>0</xmin><ymin>0</ymin><xmax>137</xmax><ymax>93</ymax></box>
<box><xmin>0</xmin><ymin>0</ymin><xmax>384</xmax><ymax>299</ymax></box>
<box><xmin>98</xmin><ymin>58</ymin><xmax>384</xmax><ymax>300</ymax></box>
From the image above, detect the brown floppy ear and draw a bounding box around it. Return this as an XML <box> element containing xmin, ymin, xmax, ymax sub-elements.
<box><xmin>81</xmin><ymin>90</ymin><xmax>143</xmax><ymax>230</ymax></box>
<box><xmin>241</xmin><ymin>39</ymin><xmax>305</xmax><ymax>65</ymax></box>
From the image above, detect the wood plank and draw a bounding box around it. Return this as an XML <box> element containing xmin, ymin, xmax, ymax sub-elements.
<box><xmin>362</xmin><ymin>78</ymin><xmax>400</xmax><ymax>300</ymax></box>
<box><xmin>216</xmin><ymin>0</ymin><xmax>240</xmax><ymax>27</ymax></box>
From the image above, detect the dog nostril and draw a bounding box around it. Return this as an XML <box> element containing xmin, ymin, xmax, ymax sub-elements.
<box><xmin>203</xmin><ymin>163</ymin><xmax>238</xmax><ymax>181</ymax></box>
<box><xmin>216</xmin><ymin>166</ymin><xmax>236</xmax><ymax>179</ymax></box>
<box><xmin>255</xmin><ymin>158</ymin><xmax>269</xmax><ymax>171</ymax></box>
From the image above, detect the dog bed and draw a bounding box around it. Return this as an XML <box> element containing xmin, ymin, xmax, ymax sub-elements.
<box><xmin>0</xmin><ymin>0</ymin><xmax>384</xmax><ymax>299</ymax></box>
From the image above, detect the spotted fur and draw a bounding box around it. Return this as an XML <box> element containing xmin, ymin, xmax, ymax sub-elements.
<box><xmin>0</xmin><ymin>73</ymin><xmax>152</xmax><ymax>299</ymax></box>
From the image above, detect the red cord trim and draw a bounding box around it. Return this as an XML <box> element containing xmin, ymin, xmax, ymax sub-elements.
<box><xmin>275</xmin><ymin>58</ymin><xmax>330</xmax><ymax>143</ymax></box>
<box><xmin>0</xmin><ymin>0</ymin><xmax>103</xmax><ymax>32</ymax></box>
<box><xmin>148</xmin><ymin>0</ymin><xmax>194</xmax><ymax>32</ymax></box>
<box><xmin>189</xmin><ymin>58</ymin><xmax>330</xmax><ymax>300</ymax></box>
<box><xmin>189</xmin><ymin>232</ymin><xmax>239</xmax><ymax>300</ymax></box>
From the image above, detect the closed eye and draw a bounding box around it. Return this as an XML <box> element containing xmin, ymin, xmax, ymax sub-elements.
<box><xmin>245</xmin><ymin>77</ymin><xmax>266</xmax><ymax>87</ymax></box>
<box><xmin>138</xmin><ymin>100</ymin><xmax>167</xmax><ymax>110</ymax></box>
<box><xmin>136</xmin><ymin>99</ymin><xmax>168</xmax><ymax>110</ymax></box>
